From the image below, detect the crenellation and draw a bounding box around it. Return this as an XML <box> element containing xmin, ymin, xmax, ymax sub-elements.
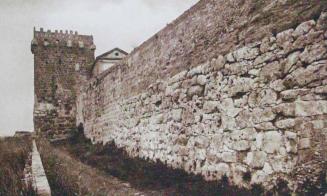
<box><xmin>32</xmin><ymin>28</ymin><xmax>95</xmax><ymax>139</ymax></box>
<box><xmin>32</xmin><ymin>28</ymin><xmax>94</xmax><ymax>50</ymax></box>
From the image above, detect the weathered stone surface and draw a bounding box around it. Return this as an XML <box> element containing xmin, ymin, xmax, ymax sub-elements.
<box><xmin>221</xmin><ymin>115</ymin><xmax>237</xmax><ymax>131</ymax></box>
<box><xmin>262</xmin><ymin>131</ymin><xmax>283</xmax><ymax>154</ymax></box>
<box><xmin>259</xmin><ymin>89</ymin><xmax>278</xmax><ymax>106</ymax></box>
<box><xmin>216</xmin><ymin>163</ymin><xmax>230</xmax><ymax>178</ymax></box>
<box><xmin>245</xmin><ymin>151</ymin><xmax>267</xmax><ymax>169</ymax></box>
<box><xmin>299</xmin><ymin>138</ymin><xmax>311</xmax><ymax>149</ymax></box>
<box><xmin>150</xmin><ymin>114</ymin><xmax>165</xmax><ymax>124</ymax></box>
<box><xmin>295</xmin><ymin>101</ymin><xmax>327</xmax><ymax>116</ymax></box>
<box><xmin>171</xmin><ymin>109</ymin><xmax>183</xmax><ymax>122</ymax></box>
<box><xmin>225</xmin><ymin>61</ymin><xmax>252</xmax><ymax>75</ymax></box>
<box><xmin>203</xmin><ymin>101</ymin><xmax>219</xmax><ymax>114</ymax></box>
<box><xmin>269</xmin><ymin>79</ymin><xmax>286</xmax><ymax>92</ymax></box>
<box><xmin>311</xmin><ymin>120</ymin><xmax>326</xmax><ymax>129</ymax></box>
<box><xmin>283</xmin><ymin>51</ymin><xmax>301</xmax><ymax>74</ymax></box>
<box><xmin>211</xmin><ymin>134</ymin><xmax>224</xmax><ymax>149</ymax></box>
<box><xmin>285</xmin><ymin>132</ymin><xmax>298</xmax><ymax>153</ymax></box>
<box><xmin>275</xmin><ymin>119</ymin><xmax>295</xmax><ymax>129</ymax></box>
<box><xmin>252</xmin><ymin>108</ymin><xmax>276</xmax><ymax>124</ymax></box>
<box><xmin>174</xmin><ymin>135</ymin><xmax>189</xmax><ymax>146</ymax></box>
<box><xmin>273</xmin><ymin>103</ymin><xmax>295</xmax><ymax>116</ymax></box>
<box><xmin>197</xmin><ymin>75</ymin><xmax>207</xmax><ymax>85</ymax></box>
<box><xmin>34</xmin><ymin>103</ymin><xmax>55</xmax><ymax>117</ymax></box>
<box><xmin>233</xmin><ymin>46</ymin><xmax>259</xmax><ymax>61</ymax></box>
<box><xmin>285</xmin><ymin>131</ymin><xmax>297</xmax><ymax>139</ymax></box>
<box><xmin>230</xmin><ymin>128</ymin><xmax>256</xmax><ymax>141</ymax></box>
<box><xmin>293</xmin><ymin>20</ymin><xmax>316</xmax><ymax>37</ymax></box>
<box><xmin>276</xmin><ymin>29</ymin><xmax>294</xmax><ymax>49</ymax></box>
<box><xmin>226</xmin><ymin>52</ymin><xmax>235</xmax><ymax>63</ymax></box>
<box><xmin>187</xmin><ymin>85</ymin><xmax>204</xmax><ymax>98</ymax></box>
<box><xmin>235</xmin><ymin>109</ymin><xmax>253</xmax><ymax>129</ymax></box>
<box><xmin>187</xmin><ymin>62</ymin><xmax>209</xmax><ymax>77</ymax></box>
<box><xmin>249</xmin><ymin>89</ymin><xmax>277</xmax><ymax>107</ymax></box>
<box><xmin>228</xmin><ymin>77</ymin><xmax>254</xmax><ymax>97</ymax></box>
<box><xmin>314</xmin><ymin>85</ymin><xmax>327</xmax><ymax>94</ymax></box>
<box><xmin>259</xmin><ymin>61</ymin><xmax>282</xmax><ymax>82</ymax></box>
<box><xmin>220</xmin><ymin>98</ymin><xmax>241</xmax><ymax>117</ymax></box>
<box><xmin>211</xmin><ymin>55</ymin><xmax>226</xmax><ymax>71</ymax></box>
<box><xmin>255</xmin><ymin>122</ymin><xmax>276</xmax><ymax>130</ymax></box>
<box><xmin>261</xmin><ymin>36</ymin><xmax>277</xmax><ymax>52</ymax></box>
<box><xmin>193</xmin><ymin>136</ymin><xmax>210</xmax><ymax>149</ymax></box>
<box><xmin>300</xmin><ymin>43</ymin><xmax>327</xmax><ymax>64</ymax></box>
<box><xmin>317</xmin><ymin>12</ymin><xmax>327</xmax><ymax>30</ymax></box>
<box><xmin>168</xmin><ymin>71</ymin><xmax>187</xmax><ymax>84</ymax></box>
<box><xmin>286</xmin><ymin>60</ymin><xmax>327</xmax><ymax>88</ymax></box>
<box><xmin>280</xmin><ymin>89</ymin><xmax>309</xmax><ymax>100</ymax></box>
<box><xmin>230</xmin><ymin>164</ymin><xmax>248</xmax><ymax>185</ymax></box>
<box><xmin>221</xmin><ymin>152</ymin><xmax>237</xmax><ymax>163</ymax></box>
<box><xmin>254</xmin><ymin>51</ymin><xmax>276</xmax><ymax>65</ymax></box>
<box><xmin>230</xmin><ymin>140</ymin><xmax>250</xmax><ymax>152</ymax></box>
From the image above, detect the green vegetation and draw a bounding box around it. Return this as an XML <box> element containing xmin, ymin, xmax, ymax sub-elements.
<box><xmin>36</xmin><ymin>138</ymin><xmax>79</xmax><ymax>196</ymax></box>
<box><xmin>0</xmin><ymin>136</ymin><xmax>36</xmax><ymax>195</ymax></box>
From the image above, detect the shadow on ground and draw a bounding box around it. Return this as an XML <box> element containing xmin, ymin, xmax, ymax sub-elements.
<box><xmin>48</xmin><ymin>127</ymin><xmax>314</xmax><ymax>196</ymax></box>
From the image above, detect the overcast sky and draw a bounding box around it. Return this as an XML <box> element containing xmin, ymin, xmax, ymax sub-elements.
<box><xmin>0</xmin><ymin>0</ymin><xmax>198</xmax><ymax>136</ymax></box>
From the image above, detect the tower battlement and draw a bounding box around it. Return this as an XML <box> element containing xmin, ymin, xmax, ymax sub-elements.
<box><xmin>32</xmin><ymin>27</ymin><xmax>96</xmax><ymax>139</ymax></box>
<box><xmin>31</xmin><ymin>27</ymin><xmax>96</xmax><ymax>53</ymax></box>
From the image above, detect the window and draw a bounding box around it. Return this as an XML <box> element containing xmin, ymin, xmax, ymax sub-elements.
<box><xmin>115</xmin><ymin>52</ymin><xmax>119</xmax><ymax>56</ymax></box>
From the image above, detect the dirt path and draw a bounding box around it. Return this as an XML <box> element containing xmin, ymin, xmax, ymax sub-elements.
<box><xmin>37</xmin><ymin>139</ymin><xmax>163</xmax><ymax>196</ymax></box>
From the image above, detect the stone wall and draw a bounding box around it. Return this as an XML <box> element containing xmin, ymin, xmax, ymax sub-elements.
<box><xmin>76</xmin><ymin>0</ymin><xmax>327</xmax><ymax>192</ymax></box>
<box><xmin>79</xmin><ymin>0</ymin><xmax>326</xmax><ymax>100</ymax></box>
<box><xmin>32</xmin><ymin>29</ymin><xmax>95</xmax><ymax>139</ymax></box>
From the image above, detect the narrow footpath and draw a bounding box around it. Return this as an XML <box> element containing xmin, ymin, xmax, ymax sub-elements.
<box><xmin>36</xmin><ymin>139</ymin><xmax>163</xmax><ymax>196</ymax></box>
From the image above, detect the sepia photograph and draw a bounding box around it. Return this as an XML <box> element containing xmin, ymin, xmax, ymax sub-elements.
<box><xmin>0</xmin><ymin>0</ymin><xmax>327</xmax><ymax>195</ymax></box>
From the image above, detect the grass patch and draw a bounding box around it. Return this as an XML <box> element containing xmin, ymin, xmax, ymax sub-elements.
<box><xmin>36</xmin><ymin>139</ymin><xmax>79</xmax><ymax>196</ymax></box>
<box><xmin>0</xmin><ymin>136</ymin><xmax>36</xmax><ymax>195</ymax></box>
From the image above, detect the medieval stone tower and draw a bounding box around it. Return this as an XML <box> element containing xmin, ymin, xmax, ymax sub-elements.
<box><xmin>31</xmin><ymin>28</ymin><xmax>96</xmax><ymax>139</ymax></box>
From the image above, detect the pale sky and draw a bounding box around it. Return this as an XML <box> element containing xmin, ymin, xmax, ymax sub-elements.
<box><xmin>0</xmin><ymin>0</ymin><xmax>198</xmax><ymax>136</ymax></box>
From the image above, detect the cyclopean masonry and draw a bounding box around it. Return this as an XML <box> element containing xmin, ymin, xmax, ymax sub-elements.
<box><xmin>33</xmin><ymin>0</ymin><xmax>327</xmax><ymax>192</ymax></box>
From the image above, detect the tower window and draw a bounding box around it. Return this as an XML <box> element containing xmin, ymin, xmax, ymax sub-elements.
<box><xmin>115</xmin><ymin>52</ymin><xmax>119</xmax><ymax>56</ymax></box>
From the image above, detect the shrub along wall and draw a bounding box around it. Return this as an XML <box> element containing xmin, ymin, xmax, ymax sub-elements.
<box><xmin>0</xmin><ymin>136</ymin><xmax>35</xmax><ymax>195</ymax></box>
